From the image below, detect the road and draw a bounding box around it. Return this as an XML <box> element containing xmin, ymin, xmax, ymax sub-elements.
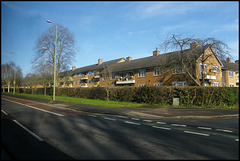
<box><xmin>1</xmin><ymin>96</ymin><xmax>239</xmax><ymax>159</ymax></box>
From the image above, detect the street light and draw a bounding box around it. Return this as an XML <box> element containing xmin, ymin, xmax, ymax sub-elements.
<box><xmin>47</xmin><ymin>20</ymin><xmax>57</xmax><ymax>101</ymax></box>
<box><xmin>9</xmin><ymin>52</ymin><xmax>16</xmax><ymax>95</ymax></box>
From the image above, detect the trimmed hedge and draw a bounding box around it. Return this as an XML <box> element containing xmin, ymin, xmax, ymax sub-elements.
<box><xmin>18</xmin><ymin>86</ymin><xmax>239</xmax><ymax>107</ymax></box>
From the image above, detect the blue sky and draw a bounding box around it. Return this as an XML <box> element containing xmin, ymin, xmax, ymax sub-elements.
<box><xmin>1</xmin><ymin>1</ymin><xmax>239</xmax><ymax>77</ymax></box>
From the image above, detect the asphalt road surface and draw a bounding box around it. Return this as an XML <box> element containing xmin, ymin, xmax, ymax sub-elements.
<box><xmin>1</xmin><ymin>97</ymin><xmax>239</xmax><ymax>160</ymax></box>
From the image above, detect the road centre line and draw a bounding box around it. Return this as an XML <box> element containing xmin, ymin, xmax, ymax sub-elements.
<box><xmin>125</xmin><ymin>121</ymin><xmax>141</xmax><ymax>125</ymax></box>
<box><xmin>2</xmin><ymin>98</ymin><xmax>63</xmax><ymax>117</ymax></box>
<box><xmin>152</xmin><ymin>126</ymin><xmax>171</xmax><ymax>130</ymax></box>
<box><xmin>216</xmin><ymin>129</ymin><xmax>233</xmax><ymax>133</ymax></box>
<box><xmin>103</xmin><ymin>117</ymin><xmax>116</xmax><ymax>121</ymax></box>
<box><xmin>198</xmin><ymin>127</ymin><xmax>212</xmax><ymax>130</ymax></box>
<box><xmin>143</xmin><ymin>120</ymin><xmax>152</xmax><ymax>122</ymax></box>
<box><xmin>171</xmin><ymin>124</ymin><xmax>186</xmax><ymax>127</ymax></box>
<box><xmin>235</xmin><ymin>139</ymin><xmax>239</xmax><ymax>142</ymax></box>
<box><xmin>88</xmin><ymin>114</ymin><xmax>97</xmax><ymax>117</ymax></box>
<box><xmin>13</xmin><ymin>119</ymin><xmax>44</xmax><ymax>141</ymax></box>
<box><xmin>184</xmin><ymin>130</ymin><xmax>210</xmax><ymax>136</ymax></box>
<box><xmin>156</xmin><ymin>121</ymin><xmax>166</xmax><ymax>124</ymax></box>
<box><xmin>131</xmin><ymin>118</ymin><xmax>139</xmax><ymax>120</ymax></box>
<box><xmin>118</xmin><ymin>115</ymin><xmax>128</xmax><ymax>119</ymax></box>
<box><xmin>1</xmin><ymin>109</ymin><xmax>8</xmax><ymax>115</ymax></box>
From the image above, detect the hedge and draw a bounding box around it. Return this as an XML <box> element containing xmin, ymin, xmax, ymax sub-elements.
<box><xmin>18</xmin><ymin>86</ymin><xmax>239</xmax><ymax>107</ymax></box>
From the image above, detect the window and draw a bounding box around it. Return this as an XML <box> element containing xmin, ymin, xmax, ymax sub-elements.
<box><xmin>88</xmin><ymin>71</ymin><xmax>92</xmax><ymax>75</ymax></box>
<box><xmin>79</xmin><ymin>80</ymin><xmax>81</xmax><ymax>84</ymax></box>
<box><xmin>138</xmin><ymin>69</ymin><xmax>146</xmax><ymax>77</ymax></box>
<box><xmin>75</xmin><ymin>81</ymin><xmax>77</xmax><ymax>84</ymax></box>
<box><xmin>172</xmin><ymin>81</ymin><xmax>187</xmax><ymax>86</ymax></box>
<box><xmin>74</xmin><ymin>74</ymin><xmax>77</xmax><ymax>77</ymax></box>
<box><xmin>229</xmin><ymin>71</ymin><xmax>233</xmax><ymax>77</ymax></box>
<box><xmin>111</xmin><ymin>73</ymin><xmax>115</xmax><ymax>80</ymax></box>
<box><xmin>154</xmin><ymin>82</ymin><xmax>163</xmax><ymax>86</ymax></box>
<box><xmin>139</xmin><ymin>84</ymin><xmax>146</xmax><ymax>87</ymax></box>
<box><xmin>88</xmin><ymin>79</ymin><xmax>92</xmax><ymax>84</ymax></box>
<box><xmin>200</xmin><ymin>63</ymin><xmax>207</xmax><ymax>76</ymax></box>
<box><xmin>79</xmin><ymin>73</ymin><xmax>81</xmax><ymax>77</ymax></box>
<box><xmin>230</xmin><ymin>83</ymin><xmax>234</xmax><ymax>87</ymax></box>
<box><xmin>93</xmin><ymin>70</ymin><xmax>97</xmax><ymax>75</ymax></box>
<box><xmin>214</xmin><ymin>82</ymin><xmax>219</xmax><ymax>87</ymax></box>
<box><xmin>213</xmin><ymin>66</ymin><xmax>219</xmax><ymax>73</ymax></box>
<box><xmin>154</xmin><ymin>68</ymin><xmax>161</xmax><ymax>76</ymax></box>
<box><xmin>173</xmin><ymin>66</ymin><xmax>186</xmax><ymax>74</ymax></box>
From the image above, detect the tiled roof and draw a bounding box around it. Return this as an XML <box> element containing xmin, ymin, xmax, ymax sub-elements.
<box><xmin>221</xmin><ymin>60</ymin><xmax>239</xmax><ymax>71</ymax></box>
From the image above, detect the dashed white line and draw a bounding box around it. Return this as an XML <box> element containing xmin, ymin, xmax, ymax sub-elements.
<box><xmin>198</xmin><ymin>127</ymin><xmax>212</xmax><ymax>130</ymax></box>
<box><xmin>13</xmin><ymin>120</ymin><xmax>44</xmax><ymax>141</ymax></box>
<box><xmin>143</xmin><ymin>120</ymin><xmax>152</xmax><ymax>122</ymax></box>
<box><xmin>184</xmin><ymin>130</ymin><xmax>210</xmax><ymax>136</ymax></box>
<box><xmin>156</xmin><ymin>121</ymin><xmax>166</xmax><ymax>125</ymax></box>
<box><xmin>131</xmin><ymin>118</ymin><xmax>139</xmax><ymax>120</ymax></box>
<box><xmin>216</xmin><ymin>129</ymin><xmax>233</xmax><ymax>133</ymax></box>
<box><xmin>103</xmin><ymin>117</ymin><xmax>116</xmax><ymax>121</ymax></box>
<box><xmin>1</xmin><ymin>109</ymin><xmax>8</xmax><ymax>115</ymax></box>
<box><xmin>171</xmin><ymin>124</ymin><xmax>186</xmax><ymax>127</ymax></box>
<box><xmin>125</xmin><ymin>121</ymin><xmax>141</xmax><ymax>125</ymax></box>
<box><xmin>118</xmin><ymin>115</ymin><xmax>128</xmax><ymax>119</ymax></box>
<box><xmin>152</xmin><ymin>126</ymin><xmax>171</xmax><ymax>130</ymax></box>
<box><xmin>2</xmin><ymin>98</ymin><xmax>63</xmax><ymax>117</ymax></box>
<box><xmin>235</xmin><ymin>139</ymin><xmax>239</xmax><ymax>142</ymax></box>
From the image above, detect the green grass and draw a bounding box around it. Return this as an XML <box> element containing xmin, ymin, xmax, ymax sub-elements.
<box><xmin>2</xmin><ymin>92</ymin><xmax>144</xmax><ymax>108</ymax></box>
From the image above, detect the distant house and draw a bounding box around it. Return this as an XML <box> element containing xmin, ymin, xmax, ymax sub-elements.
<box><xmin>58</xmin><ymin>41</ymin><xmax>238</xmax><ymax>87</ymax></box>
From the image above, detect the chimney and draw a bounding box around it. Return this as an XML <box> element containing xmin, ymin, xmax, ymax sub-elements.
<box><xmin>153</xmin><ymin>48</ymin><xmax>160</xmax><ymax>56</ymax></box>
<box><xmin>190</xmin><ymin>38</ymin><xmax>198</xmax><ymax>49</ymax></box>
<box><xmin>72</xmin><ymin>66</ymin><xmax>76</xmax><ymax>71</ymax></box>
<box><xmin>98</xmin><ymin>58</ymin><xmax>103</xmax><ymax>65</ymax></box>
<box><xmin>235</xmin><ymin>60</ymin><xmax>239</xmax><ymax>64</ymax></box>
<box><xmin>226</xmin><ymin>57</ymin><xmax>231</xmax><ymax>63</ymax></box>
<box><xmin>126</xmin><ymin>56</ymin><xmax>132</xmax><ymax>62</ymax></box>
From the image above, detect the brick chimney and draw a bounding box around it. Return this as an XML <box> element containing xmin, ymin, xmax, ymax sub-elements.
<box><xmin>72</xmin><ymin>66</ymin><xmax>76</xmax><ymax>71</ymax></box>
<box><xmin>190</xmin><ymin>38</ymin><xmax>198</xmax><ymax>49</ymax></box>
<box><xmin>98</xmin><ymin>58</ymin><xmax>103</xmax><ymax>65</ymax></box>
<box><xmin>226</xmin><ymin>57</ymin><xmax>231</xmax><ymax>63</ymax></box>
<box><xmin>126</xmin><ymin>56</ymin><xmax>132</xmax><ymax>62</ymax></box>
<box><xmin>235</xmin><ymin>60</ymin><xmax>239</xmax><ymax>64</ymax></box>
<box><xmin>153</xmin><ymin>48</ymin><xmax>160</xmax><ymax>56</ymax></box>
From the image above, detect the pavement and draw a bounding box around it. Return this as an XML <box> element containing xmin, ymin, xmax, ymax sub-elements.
<box><xmin>1</xmin><ymin>93</ymin><xmax>239</xmax><ymax>119</ymax></box>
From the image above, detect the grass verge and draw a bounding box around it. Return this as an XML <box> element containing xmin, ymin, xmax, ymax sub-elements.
<box><xmin>2</xmin><ymin>92</ymin><xmax>144</xmax><ymax>108</ymax></box>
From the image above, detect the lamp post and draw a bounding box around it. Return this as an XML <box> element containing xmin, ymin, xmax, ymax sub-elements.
<box><xmin>47</xmin><ymin>20</ymin><xmax>57</xmax><ymax>101</ymax></box>
<box><xmin>9</xmin><ymin>52</ymin><xmax>16</xmax><ymax>95</ymax></box>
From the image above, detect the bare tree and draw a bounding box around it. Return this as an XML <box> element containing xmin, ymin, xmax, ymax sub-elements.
<box><xmin>1</xmin><ymin>62</ymin><xmax>15</xmax><ymax>92</ymax></box>
<box><xmin>33</xmin><ymin>24</ymin><xmax>76</xmax><ymax>87</ymax></box>
<box><xmin>101</xmin><ymin>65</ymin><xmax>114</xmax><ymax>102</ymax></box>
<box><xmin>159</xmin><ymin>34</ymin><xmax>231</xmax><ymax>86</ymax></box>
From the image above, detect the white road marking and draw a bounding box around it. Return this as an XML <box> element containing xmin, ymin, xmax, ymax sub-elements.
<box><xmin>13</xmin><ymin>120</ymin><xmax>44</xmax><ymax>141</ymax></box>
<box><xmin>184</xmin><ymin>130</ymin><xmax>209</xmax><ymax>136</ymax></box>
<box><xmin>143</xmin><ymin>120</ymin><xmax>152</xmax><ymax>122</ymax></box>
<box><xmin>216</xmin><ymin>129</ymin><xmax>233</xmax><ymax>133</ymax></box>
<box><xmin>125</xmin><ymin>121</ymin><xmax>141</xmax><ymax>125</ymax></box>
<box><xmin>1</xmin><ymin>109</ymin><xmax>8</xmax><ymax>115</ymax></box>
<box><xmin>235</xmin><ymin>139</ymin><xmax>239</xmax><ymax>142</ymax></box>
<box><xmin>152</xmin><ymin>126</ymin><xmax>171</xmax><ymax>130</ymax></box>
<box><xmin>103</xmin><ymin>117</ymin><xmax>116</xmax><ymax>121</ymax></box>
<box><xmin>118</xmin><ymin>115</ymin><xmax>128</xmax><ymax>119</ymax></box>
<box><xmin>156</xmin><ymin>121</ymin><xmax>166</xmax><ymax>125</ymax></box>
<box><xmin>2</xmin><ymin>98</ymin><xmax>63</xmax><ymax>117</ymax></box>
<box><xmin>88</xmin><ymin>115</ymin><xmax>97</xmax><ymax>117</ymax></box>
<box><xmin>198</xmin><ymin>127</ymin><xmax>212</xmax><ymax>130</ymax></box>
<box><xmin>171</xmin><ymin>124</ymin><xmax>186</xmax><ymax>127</ymax></box>
<box><xmin>131</xmin><ymin>118</ymin><xmax>139</xmax><ymax>120</ymax></box>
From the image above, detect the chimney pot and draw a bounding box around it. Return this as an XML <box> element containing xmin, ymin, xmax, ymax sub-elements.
<box><xmin>153</xmin><ymin>48</ymin><xmax>160</xmax><ymax>56</ymax></box>
<box><xmin>126</xmin><ymin>56</ymin><xmax>132</xmax><ymax>62</ymax></box>
<box><xmin>190</xmin><ymin>38</ymin><xmax>198</xmax><ymax>49</ymax></box>
<box><xmin>227</xmin><ymin>57</ymin><xmax>231</xmax><ymax>63</ymax></box>
<box><xmin>98</xmin><ymin>59</ymin><xmax>103</xmax><ymax>65</ymax></box>
<box><xmin>235</xmin><ymin>60</ymin><xmax>239</xmax><ymax>64</ymax></box>
<box><xmin>72</xmin><ymin>66</ymin><xmax>76</xmax><ymax>71</ymax></box>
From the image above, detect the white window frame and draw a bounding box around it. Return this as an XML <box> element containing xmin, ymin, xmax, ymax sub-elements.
<box><xmin>79</xmin><ymin>73</ymin><xmax>82</xmax><ymax>77</ymax></box>
<box><xmin>213</xmin><ymin>66</ymin><xmax>219</xmax><ymax>73</ymax></box>
<box><xmin>74</xmin><ymin>74</ymin><xmax>77</xmax><ymax>77</ymax></box>
<box><xmin>154</xmin><ymin>82</ymin><xmax>163</xmax><ymax>86</ymax></box>
<box><xmin>230</xmin><ymin>83</ymin><xmax>234</xmax><ymax>87</ymax></box>
<box><xmin>229</xmin><ymin>71</ymin><xmax>234</xmax><ymax>77</ymax></box>
<box><xmin>75</xmin><ymin>81</ymin><xmax>77</xmax><ymax>84</ymax></box>
<box><xmin>154</xmin><ymin>68</ymin><xmax>161</xmax><ymax>76</ymax></box>
<box><xmin>200</xmin><ymin>63</ymin><xmax>207</xmax><ymax>75</ymax></box>
<box><xmin>172</xmin><ymin>81</ymin><xmax>187</xmax><ymax>86</ymax></box>
<box><xmin>139</xmin><ymin>84</ymin><xmax>146</xmax><ymax>87</ymax></box>
<box><xmin>214</xmin><ymin>82</ymin><xmax>219</xmax><ymax>87</ymax></box>
<box><xmin>138</xmin><ymin>69</ymin><xmax>146</xmax><ymax>77</ymax></box>
<box><xmin>88</xmin><ymin>71</ymin><xmax>92</xmax><ymax>75</ymax></box>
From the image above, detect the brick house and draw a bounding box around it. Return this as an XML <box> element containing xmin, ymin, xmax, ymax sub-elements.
<box><xmin>59</xmin><ymin>41</ymin><xmax>238</xmax><ymax>87</ymax></box>
<box><xmin>221</xmin><ymin>58</ymin><xmax>239</xmax><ymax>87</ymax></box>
